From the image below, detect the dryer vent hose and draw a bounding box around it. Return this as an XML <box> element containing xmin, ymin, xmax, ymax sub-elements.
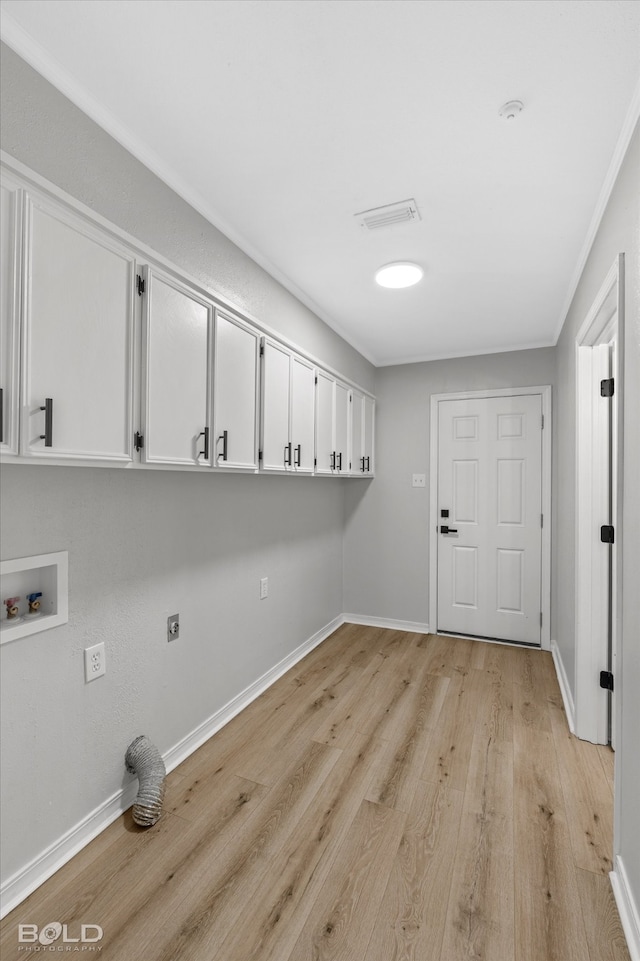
<box><xmin>125</xmin><ymin>735</ymin><xmax>166</xmax><ymax>827</ymax></box>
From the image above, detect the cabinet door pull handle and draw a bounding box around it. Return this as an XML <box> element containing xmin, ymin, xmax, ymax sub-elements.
<box><xmin>198</xmin><ymin>427</ymin><xmax>210</xmax><ymax>460</ymax></box>
<box><xmin>284</xmin><ymin>442</ymin><xmax>292</xmax><ymax>466</ymax></box>
<box><xmin>331</xmin><ymin>451</ymin><xmax>336</xmax><ymax>470</ymax></box>
<box><xmin>0</xmin><ymin>388</ymin><xmax>3</xmax><ymax>444</ymax></box>
<box><xmin>360</xmin><ymin>456</ymin><xmax>365</xmax><ymax>472</ymax></box>
<box><xmin>366</xmin><ymin>456</ymin><xmax>370</xmax><ymax>472</ymax></box>
<box><xmin>40</xmin><ymin>398</ymin><xmax>53</xmax><ymax>447</ymax></box>
<box><xmin>337</xmin><ymin>452</ymin><xmax>342</xmax><ymax>471</ymax></box>
<box><xmin>294</xmin><ymin>444</ymin><xmax>301</xmax><ymax>467</ymax></box>
<box><xmin>218</xmin><ymin>429</ymin><xmax>228</xmax><ymax>462</ymax></box>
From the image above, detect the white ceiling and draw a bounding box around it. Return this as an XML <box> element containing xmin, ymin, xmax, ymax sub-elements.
<box><xmin>2</xmin><ymin>0</ymin><xmax>639</xmax><ymax>366</ymax></box>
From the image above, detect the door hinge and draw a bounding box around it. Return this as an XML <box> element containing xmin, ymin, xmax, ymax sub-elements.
<box><xmin>314</xmin><ymin>457</ymin><xmax>317</xmax><ymax>467</ymax></box>
<box><xmin>541</xmin><ymin>513</ymin><xmax>544</xmax><ymax>528</ymax></box>
<box><xmin>541</xmin><ymin>413</ymin><xmax>544</xmax><ymax>429</ymax></box>
<box><xmin>315</xmin><ymin>375</ymin><xmax>318</xmax><ymax>385</ymax></box>
<box><xmin>259</xmin><ymin>343</ymin><xmax>264</xmax><ymax>357</ymax></box>
<box><xmin>136</xmin><ymin>274</ymin><xmax>145</xmax><ymax>296</ymax></box>
<box><xmin>540</xmin><ymin>612</ymin><xmax>543</xmax><ymax>627</ymax></box>
<box><xmin>600</xmin><ymin>670</ymin><xmax>614</xmax><ymax>692</ymax></box>
<box><xmin>134</xmin><ymin>431</ymin><xmax>144</xmax><ymax>451</ymax></box>
<box><xmin>258</xmin><ymin>450</ymin><xmax>263</xmax><ymax>461</ymax></box>
<box><xmin>600</xmin><ymin>525</ymin><xmax>615</xmax><ymax>544</ymax></box>
<box><xmin>600</xmin><ymin>378</ymin><xmax>614</xmax><ymax>398</ymax></box>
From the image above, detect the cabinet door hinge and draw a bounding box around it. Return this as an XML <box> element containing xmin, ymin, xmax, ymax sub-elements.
<box><xmin>136</xmin><ymin>274</ymin><xmax>145</xmax><ymax>296</ymax></box>
<box><xmin>541</xmin><ymin>413</ymin><xmax>544</xmax><ymax>429</ymax></box>
<box><xmin>314</xmin><ymin>375</ymin><xmax>318</xmax><ymax>385</ymax></box>
<box><xmin>259</xmin><ymin>343</ymin><xmax>264</xmax><ymax>357</ymax></box>
<box><xmin>134</xmin><ymin>431</ymin><xmax>144</xmax><ymax>451</ymax></box>
<box><xmin>540</xmin><ymin>612</ymin><xmax>543</xmax><ymax>627</ymax></box>
<box><xmin>600</xmin><ymin>378</ymin><xmax>614</xmax><ymax>398</ymax></box>
<box><xmin>314</xmin><ymin>457</ymin><xmax>317</xmax><ymax>467</ymax></box>
<box><xmin>600</xmin><ymin>525</ymin><xmax>615</xmax><ymax>544</ymax></box>
<box><xmin>600</xmin><ymin>670</ymin><xmax>614</xmax><ymax>692</ymax></box>
<box><xmin>258</xmin><ymin>450</ymin><xmax>263</xmax><ymax>461</ymax></box>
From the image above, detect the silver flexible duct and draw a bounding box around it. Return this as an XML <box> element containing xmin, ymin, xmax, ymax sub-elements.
<box><xmin>125</xmin><ymin>735</ymin><xmax>166</xmax><ymax>827</ymax></box>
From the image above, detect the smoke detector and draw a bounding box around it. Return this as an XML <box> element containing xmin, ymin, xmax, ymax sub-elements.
<box><xmin>355</xmin><ymin>199</ymin><xmax>421</xmax><ymax>230</ymax></box>
<box><xmin>499</xmin><ymin>100</ymin><xmax>524</xmax><ymax>120</ymax></box>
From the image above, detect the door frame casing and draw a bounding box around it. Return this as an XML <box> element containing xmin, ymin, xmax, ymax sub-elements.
<box><xmin>429</xmin><ymin>385</ymin><xmax>552</xmax><ymax>650</ymax></box>
<box><xmin>574</xmin><ymin>254</ymin><xmax>624</xmax><ymax>746</ymax></box>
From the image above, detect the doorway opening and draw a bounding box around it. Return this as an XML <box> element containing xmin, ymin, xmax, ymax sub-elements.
<box><xmin>575</xmin><ymin>254</ymin><xmax>624</xmax><ymax>748</ymax></box>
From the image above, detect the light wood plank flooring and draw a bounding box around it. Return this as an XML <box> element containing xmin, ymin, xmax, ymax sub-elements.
<box><xmin>0</xmin><ymin>624</ymin><xmax>629</xmax><ymax>960</ymax></box>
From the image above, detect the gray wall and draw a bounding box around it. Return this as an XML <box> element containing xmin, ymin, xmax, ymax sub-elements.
<box><xmin>343</xmin><ymin>348</ymin><xmax>556</xmax><ymax>623</ymax></box>
<box><xmin>553</xmin><ymin>122</ymin><xmax>640</xmax><ymax>907</ymax></box>
<box><xmin>0</xmin><ymin>45</ymin><xmax>373</xmax><ymax>885</ymax></box>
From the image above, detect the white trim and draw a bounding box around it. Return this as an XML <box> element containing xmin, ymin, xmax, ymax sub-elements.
<box><xmin>550</xmin><ymin>639</ymin><xmax>576</xmax><ymax>734</ymax></box>
<box><xmin>611</xmin><ymin>857</ymin><xmax>640</xmax><ymax>961</ymax></box>
<box><xmin>343</xmin><ymin>614</ymin><xmax>431</xmax><ymax>635</ymax></box>
<box><xmin>0</xmin><ymin>13</ymin><xmax>377</xmax><ymax>368</ymax></box>
<box><xmin>0</xmin><ymin>614</ymin><xmax>343</xmax><ymax>919</ymax></box>
<box><xmin>554</xmin><ymin>78</ymin><xmax>640</xmax><ymax>343</ymax></box>
<box><xmin>162</xmin><ymin>615</ymin><xmax>343</xmax><ymax>773</ymax></box>
<box><xmin>0</xmin><ymin>151</ymin><xmax>375</xmax><ymax>404</ymax></box>
<box><xmin>429</xmin><ymin>385</ymin><xmax>552</xmax><ymax>650</ymax></box>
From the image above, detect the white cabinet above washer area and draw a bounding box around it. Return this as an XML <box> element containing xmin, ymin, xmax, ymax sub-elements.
<box><xmin>0</xmin><ymin>156</ymin><xmax>374</xmax><ymax>478</ymax></box>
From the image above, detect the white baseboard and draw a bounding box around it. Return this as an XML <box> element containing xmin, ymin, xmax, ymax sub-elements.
<box><xmin>163</xmin><ymin>614</ymin><xmax>344</xmax><ymax>774</ymax></box>
<box><xmin>343</xmin><ymin>614</ymin><xmax>431</xmax><ymax>635</ymax></box>
<box><xmin>611</xmin><ymin>856</ymin><xmax>640</xmax><ymax>961</ymax></box>
<box><xmin>0</xmin><ymin>782</ymin><xmax>140</xmax><ymax>920</ymax></box>
<box><xmin>0</xmin><ymin>614</ymin><xmax>344</xmax><ymax>920</ymax></box>
<box><xmin>551</xmin><ymin>638</ymin><xmax>576</xmax><ymax>733</ymax></box>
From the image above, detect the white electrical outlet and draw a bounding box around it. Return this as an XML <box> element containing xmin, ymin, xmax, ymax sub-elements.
<box><xmin>84</xmin><ymin>642</ymin><xmax>106</xmax><ymax>682</ymax></box>
<box><xmin>412</xmin><ymin>473</ymin><xmax>426</xmax><ymax>488</ymax></box>
<box><xmin>260</xmin><ymin>577</ymin><xmax>268</xmax><ymax>599</ymax></box>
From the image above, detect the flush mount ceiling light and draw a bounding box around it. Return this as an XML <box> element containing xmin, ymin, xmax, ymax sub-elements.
<box><xmin>375</xmin><ymin>262</ymin><xmax>424</xmax><ymax>289</ymax></box>
<box><xmin>499</xmin><ymin>100</ymin><xmax>524</xmax><ymax>120</ymax></box>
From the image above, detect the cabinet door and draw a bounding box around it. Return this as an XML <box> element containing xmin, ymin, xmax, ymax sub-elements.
<box><xmin>0</xmin><ymin>174</ymin><xmax>21</xmax><ymax>456</ymax></box>
<box><xmin>335</xmin><ymin>381</ymin><xmax>350</xmax><ymax>473</ymax></box>
<box><xmin>290</xmin><ymin>355</ymin><xmax>315</xmax><ymax>472</ymax></box>
<box><xmin>141</xmin><ymin>267</ymin><xmax>213</xmax><ymax>466</ymax></box>
<box><xmin>213</xmin><ymin>309</ymin><xmax>260</xmax><ymax>470</ymax></box>
<box><xmin>261</xmin><ymin>338</ymin><xmax>291</xmax><ymax>471</ymax></box>
<box><xmin>23</xmin><ymin>195</ymin><xmax>135</xmax><ymax>461</ymax></box>
<box><xmin>363</xmin><ymin>394</ymin><xmax>375</xmax><ymax>475</ymax></box>
<box><xmin>315</xmin><ymin>370</ymin><xmax>334</xmax><ymax>474</ymax></box>
<box><xmin>350</xmin><ymin>389</ymin><xmax>364</xmax><ymax>474</ymax></box>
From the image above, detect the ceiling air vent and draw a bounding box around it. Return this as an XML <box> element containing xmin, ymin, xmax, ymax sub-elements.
<box><xmin>355</xmin><ymin>199</ymin><xmax>421</xmax><ymax>230</ymax></box>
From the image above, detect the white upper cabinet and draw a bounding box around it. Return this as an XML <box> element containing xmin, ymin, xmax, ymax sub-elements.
<box><xmin>290</xmin><ymin>354</ymin><xmax>315</xmax><ymax>472</ymax></box>
<box><xmin>261</xmin><ymin>338</ymin><xmax>315</xmax><ymax>472</ymax></box>
<box><xmin>0</xmin><ymin>173</ymin><xmax>21</xmax><ymax>456</ymax></box>
<box><xmin>363</xmin><ymin>394</ymin><xmax>375</xmax><ymax>475</ymax></box>
<box><xmin>213</xmin><ymin>307</ymin><xmax>260</xmax><ymax>470</ymax></box>
<box><xmin>335</xmin><ymin>381</ymin><xmax>350</xmax><ymax>473</ymax></box>
<box><xmin>140</xmin><ymin>266</ymin><xmax>213</xmax><ymax>467</ymax></box>
<box><xmin>22</xmin><ymin>193</ymin><xmax>135</xmax><ymax>461</ymax></box>
<box><xmin>315</xmin><ymin>370</ymin><xmax>350</xmax><ymax>474</ymax></box>
<box><xmin>351</xmin><ymin>389</ymin><xmax>375</xmax><ymax>476</ymax></box>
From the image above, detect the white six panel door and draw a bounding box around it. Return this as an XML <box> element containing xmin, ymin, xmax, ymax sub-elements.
<box><xmin>437</xmin><ymin>394</ymin><xmax>543</xmax><ymax>645</ymax></box>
